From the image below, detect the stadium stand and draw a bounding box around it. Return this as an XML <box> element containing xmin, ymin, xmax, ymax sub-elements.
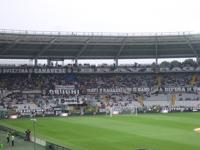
<box><xmin>0</xmin><ymin>30</ymin><xmax>200</xmax><ymax>117</ymax></box>
<box><xmin>0</xmin><ymin>61</ymin><xmax>200</xmax><ymax>117</ymax></box>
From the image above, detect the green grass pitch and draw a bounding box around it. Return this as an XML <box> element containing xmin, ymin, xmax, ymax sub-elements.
<box><xmin>1</xmin><ymin>113</ymin><xmax>200</xmax><ymax>150</ymax></box>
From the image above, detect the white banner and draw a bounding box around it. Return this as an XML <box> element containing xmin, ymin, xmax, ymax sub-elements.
<box><xmin>49</xmin><ymin>89</ymin><xmax>79</xmax><ymax>95</ymax></box>
<box><xmin>86</xmin><ymin>87</ymin><xmax>200</xmax><ymax>94</ymax></box>
<box><xmin>22</xmin><ymin>90</ymin><xmax>41</xmax><ymax>94</ymax></box>
<box><xmin>55</xmin><ymin>85</ymin><xmax>75</xmax><ymax>90</ymax></box>
<box><xmin>0</xmin><ymin>68</ymin><xmax>66</xmax><ymax>73</ymax></box>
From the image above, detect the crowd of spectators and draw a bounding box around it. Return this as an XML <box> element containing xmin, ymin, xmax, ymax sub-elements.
<box><xmin>0</xmin><ymin>73</ymin><xmax>197</xmax><ymax>92</ymax></box>
<box><xmin>0</xmin><ymin>61</ymin><xmax>200</xmax><ymax>115</ymax></box>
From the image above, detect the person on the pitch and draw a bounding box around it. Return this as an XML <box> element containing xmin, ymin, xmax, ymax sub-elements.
<box><xmin>11</xmin><ymin>134</ymin><xmax>15</xmax><ymax>146</ymax></box>
<box><xmin>6</xmin><ymin>132</ymin><xmax>10</xmax><ymax>144</ymax></box>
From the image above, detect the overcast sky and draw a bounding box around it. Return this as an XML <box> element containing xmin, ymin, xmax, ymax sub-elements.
<box><xmin>1</xmin><ymin>0</ymin><xmax>200</xmax><ymax>33</ymax></box>
<box><xmin>0</xmin><ymin>0</ymin><xmax>199</xmax><ymax>65</ymax></box>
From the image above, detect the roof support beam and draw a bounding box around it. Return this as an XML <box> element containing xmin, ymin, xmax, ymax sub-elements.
<box><xmin>34</xmin><ymin>58</ymin><xmax>38</xmax><ymax>66</ymax></box>
<box><xmin>35</xmin><ymin>38</ymin><xmax>57</xmax><ymax>57</ymax></box>
<box><xmin>115</xmin><ymin>37</ymin><xmax>127</xmax><ymax>59</ymax></box>
<box><xmin>0</xmin><ymin>38</ymin><xmax>21</xmax><ymax>55</ymax></box>
<box><xmin>115</xmin><ymin>59</ymin><xmax>118</xmax><ymax>67</ymax></box>
<box><xmin>155</xmin><ymin>36</ymin><xmax>158</xmax><ymax>64</ymax></box>
<box><xmin>76</xmin><ymin>38</ymin><xmax>91</xmax><ymax>59</ymax></box>
<box><xmin>47</xmin><ymin>59</ymin><xmax>51</xmax><ymax>66</ymax></box>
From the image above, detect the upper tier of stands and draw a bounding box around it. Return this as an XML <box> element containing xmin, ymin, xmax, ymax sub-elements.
<box><xmin>0</xmin><ymin>58</ymin><xmax>200</xmax><ymax>74</ymax></box>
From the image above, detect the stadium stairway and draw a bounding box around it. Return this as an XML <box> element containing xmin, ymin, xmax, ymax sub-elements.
<box><xmin>156</xmin><ymin>75</ymin><xmax>162</xmax><ymax>87</ymax></box>
<box><xmin>171</xmin><ymin>94</ymin><xmax>176</xmax><ymax>106</ymax></box>
<box><xmin>137</xmin><ymin>96</ymin><xmax>144</xmax><ymax>106</ymax></box>
<box><xmin>190</xmin><ymin>74</ymin><xmax>197</xmax><ymax>86</ymax></box>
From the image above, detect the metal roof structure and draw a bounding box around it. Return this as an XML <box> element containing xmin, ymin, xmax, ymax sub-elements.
<box><xmin>0</xmin><ymin>29</ymin><xmax>200</xmax><ymax>60</ymax></box>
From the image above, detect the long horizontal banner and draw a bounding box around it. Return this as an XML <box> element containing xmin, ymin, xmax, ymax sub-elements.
<box><xmin>86</xmin><ymin>87</ymin><xmax>200</xmax><ymax>93</ymax></box>
<box><xmin>0</xmin><ymin>66</ymin><xmax>198</xmax><ymax>74</ymax></box>
<box><xmin>48</xmin><ymin>87</ymin><xmax>200</xmax><ymax>95</ymax></box>
<box><xmin>1</xmin><ymin>87</ymin><xmax>199</xmax><ymax>97</ymax></box>
<box><xmin>0</xmin><ymin>68</ymin><xmax>66</xmax><ymax>73</ymax></box>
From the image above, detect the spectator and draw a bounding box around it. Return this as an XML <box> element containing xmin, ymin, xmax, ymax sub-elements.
<box><xmin>11</xmin><ymin>134</ymin><xmax>15</xmax><ymax>146</ymax></box>
<box><xmin>6</xmin><ymin>131</ymin><xmax>10</xmax><ymax>144</ymax></box>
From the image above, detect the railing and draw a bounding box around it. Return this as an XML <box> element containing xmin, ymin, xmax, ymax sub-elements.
<box><xmin>46</xmin><ymin>142</ymin><xmax>71</xmax><ymax>150</ymax></box>
<box><xmin>0</xmin><ymin>125</ymin><xmax>25</xmax><ymax>138</ymax></box>
<box><xmin>0</xmin><ymin>29</ymin><xmax>195</xmax><ymax>37</ymax></box>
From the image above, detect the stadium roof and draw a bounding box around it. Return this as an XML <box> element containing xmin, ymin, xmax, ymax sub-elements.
<box><xmin>0</xmin><ymin>29</ymin><xmax>200</xmax><ymax>60</ymax></box>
